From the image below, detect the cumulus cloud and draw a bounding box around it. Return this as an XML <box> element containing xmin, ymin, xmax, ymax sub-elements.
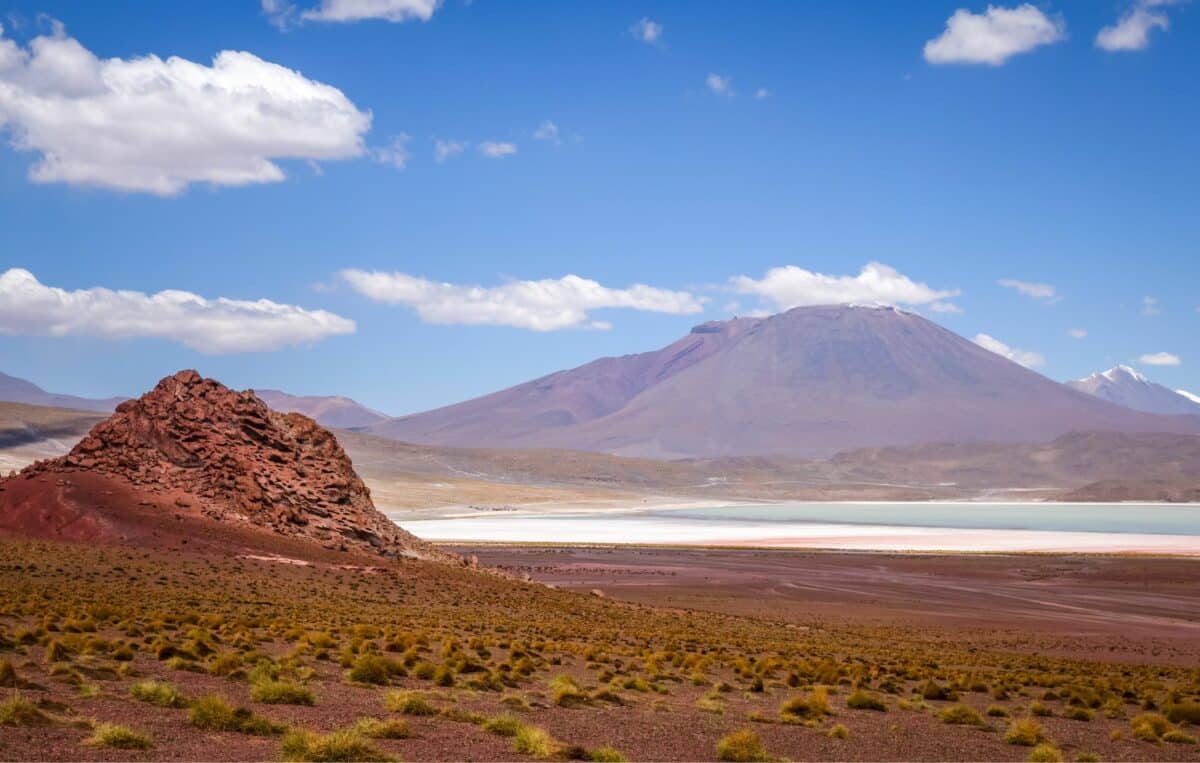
<box><xmin>631</xmin><ymin>18</ymin><xmax>663</xmax><ymax>44</ymax></box>
<box><xmin>999</xmin><ymin>278</ymin><xmax>1058</xmax><ymax>301</ymax></box>
<box><xmin>0</xmin><ymin>23</ymin><xmax>370</xmax><ymax>195</ymax></box>
<box><xmin>265</xmin><ymin>0</ymin><xmax>442</xmax><ymax>25</ymax></box>
<box><xmin>1068</xmin><ymin>328</ymin><xmax>1088</xmax><ymax>339</ymax></box>
<box><xmin>434</xmin><ymin>138</ymin><xmax>466</xmax><ymax>162</ymax></box>
<box><xmin>340</xmin><ymin>270</ymin><xmax>704</xmax><ymax>331</ymax></box>
<box><xmin>923</xmin><ymin>4</ymin><xmax>1065</xmax><ymax>66</ymax></box>
<box><xmin>706</xmin><ymin>73</ymin><xmax>733</xmax><ymax>96</ymax></box>
<box><xmin>0</xmin><ymin>268</ymin><xmax>354</xmax><ymax>353</ymax></box>
<box><xmin>1143</xmin><ymin>295</ymin><xmax>1161</xmax><ymax>315</ymax></box>
<box><xmin>731</xmin><ymin>262</ymin><xmax>961</xmax><ymax>313</ymax></box>
<box><xmin>478</xmin><ymin>141</ymin><xmax>517</xmax><ymax>159</ymax></box>
<box><xmin>1139</xmin><ymin>351</ymin><xmax>1181</xmax><ymax>366</ymax></box>
<box><xmin>533</xmin><ymin>120</ymin><xmax>560</xmax><ymax>145</ymax></box>
<box><xmin>973</xmin><ymin>333</ymin><xmax>1045</xmax><ymax>368</ymax></box>
<box><xmin>1096</xmin><ymin>1</ymin><xmax>1174</xmax><ymax>51</ymax></box>
<box><xmin>754</xmin><ymin>87</ymin><xmax>771</xmax><ymax>99</ymax></box>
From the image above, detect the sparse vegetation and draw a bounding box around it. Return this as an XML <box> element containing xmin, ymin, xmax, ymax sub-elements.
<box><xmin>847</xmin><ymin>688</ymin><xmax>887</xmax><ymax>711</ymax></box>
<box><xmin>280</xmin><ymin>728</ymin><xmax>394</xmax><ymax>762</ymax></box>
<box><xmin>85</xmin><ymin>722</ymin><xmax>152</xmax><ymax>750</ymax></box>
<box><xmin>129</xmin><ymin>679</ymin><xmax>187</xmax><ymax>708</ymax></box>
<box><xmin>716</xmin><ymin>728</ymin><xmax>772</xmax><ymax>762</ymax></box>
<box><xmin>1006</xmin><ymin>719</ymin><xmax>1045</xmax><ymax>746</ymax></box>
<box><xmin>188</xmin><ymin>694</ymin><xmax>280</xmax><ymax>735</ymax></box>
<box><xmin>384</xmin><ymin>690</ymin><xmax>438</xmax><ymax>716</ymax></box>
<box><xmin>939</xmin><ymin>703</ymin><xmax>985</xmax><ymax>726</ymax></box>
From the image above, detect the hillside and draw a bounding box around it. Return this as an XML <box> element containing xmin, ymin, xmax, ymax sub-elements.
<box><xmin>1067</xmin><ymin>365</ymin><xmax>1200</xmax><ymax>415</ymax></box>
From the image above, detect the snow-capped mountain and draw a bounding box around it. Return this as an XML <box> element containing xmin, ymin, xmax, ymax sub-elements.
<box><xmin>1067</xmin><ymin>365</ymin><xmax>1200</xmax><ymax>416</ymax></box>
<box><xmin>1179</xmin><ymin>389</ymin><xmax>1200</xmax><ymax>406</ymax></box>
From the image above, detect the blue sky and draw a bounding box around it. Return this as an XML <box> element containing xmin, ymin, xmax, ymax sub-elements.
<box><xmin>0</xmin><ymin>0</ymin><xmax>1197</xmax><ymax>414</ymax></box>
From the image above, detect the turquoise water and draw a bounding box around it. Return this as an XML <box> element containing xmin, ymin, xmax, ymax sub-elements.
<box><xmin>651</xmin><ymin>503</ymin><xmax>1200</xmax><ymax>536</ymax></box>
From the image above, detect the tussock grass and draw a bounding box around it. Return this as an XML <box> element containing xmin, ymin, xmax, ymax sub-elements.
<box><xmin>85</xmin><ymin>722</ymin><xmax>152</xmax><ymax>750</ymax></box>
<box><xmin>846</xmin><ymin>688</ymin><xmax>887</xmax><ymax>712</ymax></box>
<box><xmin>353</xmin><ymin>717</ymin><xmax>412</xmax><ymax>739</ymax></box>
<box><xmin>938</xmin><ymin>703</ymin><xmax>985</xmax><ymax>726</ymax></box>
<box><xmin>188</xmin><ymin>694</ymin><xmax>280</xmax><ymax>735</ymax></box>
<box><xmin>1027</xmin><ymin>743</ymin><xmax>1062</xmax><ymax>762</ymax></box>
<box><xmin>280</xmin><ymin>728</ymin><xmax>395</xmax><ymax>762</ymax></box>
<box><xmin>588</xmin><ymin>747</ymin><xmax>627</xmax><ymax>762</ymax></box>
<box><xmin>384</xmin><ymin>690</ymin><xmax>438</xmax><ymax>716</ymax></box>
<box><xmin>0</xmin><ymin>694</ymin><xmax>50</xmax><ymax>726</ymax></box>
<box><xmin>827</xmin><ymin>723</ymin><xmax>850</xmax><ymax>739</ymax></box>
<box><xmin>251</xmin><ymin>679</ymin><xmax>316</xmax><ymax>706</ymax></box>
<box><xmin>1131</xmin><ymin>712</ymin><xmax>1172</xmax><ymax>742</ymax></box>
<box><xmin>1005</xmin><ymin>718</ymin><xmax>1044</xmax><ymax>746</ymax></box>
<box><xmin>129</xmin><ymin>680</ymin><xmax>187</xmax><ymax>708</ymax></box>
<box><xmin>779</xmin><ymin>686</ymin><xmax>829</xmax><ymax>722</ymax></box>
<box><xmin>716</xmin><ymin>728</ymin><xmax>772</xmax><ymax>762</ymax></box>
<box><xmin>513</xmin><ymin>723</ymin><xmax>559</xmax><ymax>759</ymax></box>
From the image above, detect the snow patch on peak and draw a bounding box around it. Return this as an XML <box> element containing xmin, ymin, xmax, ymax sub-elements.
<box><xmin>1100</xmin><ymin>364</ymin><xmax>1148</xmax><ymax>384</ymax></box>
<box><xmin>1178</xmin><ymin>389</ymin><xmax>1200</xmax><ymax>405</ymax></box>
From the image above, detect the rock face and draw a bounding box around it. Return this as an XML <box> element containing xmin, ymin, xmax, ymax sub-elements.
<box><xmin>24</xmin><ymin>370</ymin><xmax>429</xmax><ymax>558</ymax></box>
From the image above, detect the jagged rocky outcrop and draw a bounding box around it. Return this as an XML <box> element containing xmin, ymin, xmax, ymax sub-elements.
<box><xmin>19</xmin><ymin>370</ymin><xmax>433</xmax><ymax>559</ymax></box>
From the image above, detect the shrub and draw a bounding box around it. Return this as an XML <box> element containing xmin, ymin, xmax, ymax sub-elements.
<box><xmin>1075</xmin><ymin>753</ymin><xmax>1099</xmax><ymax>762</ymax></box>
<box><xmin>1163</xmin><ymin>730</ymin><xmax>1197</xmax><ymax>745</ymax></box>
<box><xmin>939</xmin><ymin>703</ymin><xmax>985</xmax><ymax>726</ymax></box>
<box><xmin>129</xmin><ymin>680</ymin><xmax>187</xmax><ymax>708</ymax></box>
<box><xmin>513</xmin><ymin>723</ymin><xmax>559</xmax><ymax>759</ymax></box>
<box><xmin>588</xmin><ymin>747</ymin><xmax>626</xmax><ymax>762</ymax></box>
<box><xmin>716</xmin><ymin>728</ymin><xmax>771</xmax><ymax>762</ymax></box>
<box><xmin>921</xmin><ymin>680</ymin><xmax>956</xmax><ymax>701</ymax></box>
<box><xmin>827</xmin><ymin>724</ymin><xmax>850</xmax><ymax>739</ymax></box>
<box><xmin>780</xmin><ymin>686</ymin><xmax>829</xmax><ymax>722</ymax></box>
<box><xmin>987</xmin><ymin>705</ymin><xmax>1010</xmax><ymax>718</ymax></box>
<box><xmin>1165</xmin><ymin>702</ymin><xmax>1200</xmax><ymax>725</ymax></box>
<box><xmin>1031</xmin><ymin>701</ymin><xmax>1053</xmax><ymax>717</ymax></box>
<box><xmin>846</xmin><ymin>689</ymin><xmax>887</xmax><ymax>712</ymax></box>
<box><xmin>251</xmin><ymin>679</ymin><xmax>316</xmax><ymax>706</ymax></box>
<box><xmin>1005</xmin><ymin>719</ymin><xmax>1044</xmax><ymax>746</ymax></box>
<box><xmin>550</xmin><ymin>675</ymin><xmax>587</xmax><ymax>707</ymax></box>
<box><xmin>208</xmin><ymin>652</ymin><xmax>244</xmax><ymax>677</ymax></box>
<box><xmin>384</xmin><ymin>690</ymin><xmax>437</xmax><ymax>716</ymax></box>
<box><xmin>353</xmin><ymin>717</ymin><xmax>412</xmax><ymax>739</ymax></box>
<box><xmin>0</xmin><ymin>694</ymin><xmax>50</xmax><ymax>726</ymax></box>
<box><xmin>1131</xmin><ymin>712</ymin><xmax>1172</xmax><ymax>742</ymax></box>
<box><xmin>280</xmin><ymin>728</ymin><xmax>394</xmax><ymax>762</ymax></box>
<box><xmin>1065</xmin><ymin>707</ymin><xmax>1093</xmax><ymax>722</ymax></box>
<box><xmin>483</xmin><ymin>714</ymin><xmax>525</xmax><ymax>737</ymax></box>
<box><xmin>1027</xmin><ymin>743</ymin><xmax>1062</xmax><ymax>762</ymax></box>
<box><xmin>347</xmin><ymin>654</ymin><xmax>392</xmax><ymax>685</ymax></box>
<box><xmin>85</xmin><ymin>722</ymin><xmax>152</xmax><ymax>750</ymax></box>
<box><xmin>188</xmin><ymin>694</ymin><xmax>280</xmax><ymax>735</ymax></box>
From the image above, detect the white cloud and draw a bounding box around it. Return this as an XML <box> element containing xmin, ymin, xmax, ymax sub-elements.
<box><xmin>0</xmin><ymin>268</ymin><xmax>354</xmax><ymax>354</ymax></box>
<box><xmin>290</xmin><ymin>0</ymin><xmax>442</xmax><ymax>24</ymax></box>
<box><xmin>754</xmin><ymin>87</ymin><xmax>771</xmax><ymax>99</ymax></box>
<box><xmin>1096</xmin><ymin>2</ymin><xmax>1171</xmax><ymax>51</ymax></box>
<box><xmin>973</xmin><ymin>333</ymin><xmax>1045</xmax><ymax>368</ymax></box>
<box><xmin>731</xmin><ymin>262</ymin><xmax>961</xmax><ymax>313</ymax></box>
<box><xmin>533</xmin><ymin>120</ymin><xmax>560</xmax><ymax>145</ymax></box>
<box><xmin>706</xmin><ymin>73</ymin><xmax>733</xmax><ymax>96</ymax></box>
<box><xmin>1177</xmin><ymin>389</ymin><xmax>1200</xmax><ymax>404</ymax></box>
<box><xmin>434</xmin><ymin>138</ymin><xmax>466</xmax><ymax>162</ymax></box>
<box><xmin>478</xmin><ymin>141</ymin><xmax>517</xmax><ymax>159</ymax></box>
<box><xmin>1068</xmin><ymin>328</ymin><xmax>1088</xmax><ymax>339</ymax></box>
<box><xmin>923</xmin><ymin>4</ymin><xmax>1065</xmax><ymax>66</ymax></box>
<box><xmin>0</xmin><ymin>23</ymin><xmax>370</xmax><ymax>195</ymax></box>
<box><xmin>1143</xmin><ymin>295</ymin><xmax>1160</xmax><ymax>315</ymax></box>
<box><xmin>341</xmin><ymin>270</ymin><xmax>704</xmax><ymax>331</ymax></box>
<box><xmin>1139</xmin><ymin>351</ymin><xmax>1181</xmax><ymax>366</ymax></box>
<box><xmin>373</xmin><ymin>133</ymin><xmax>410</xmax><ymax>169</ymax></box>
<box><xmin>631</xmin><ymin>18</ymin><xmax>663</xmax><ymax>44</ymax></box>
<box><xmin>998</xmin><ymin>278</ymin><xmax>1058</xmax><ymax>301</ymax></box>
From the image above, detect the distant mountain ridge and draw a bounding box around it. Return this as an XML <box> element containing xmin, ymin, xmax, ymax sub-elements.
<box><xmin>0</xmin><ymin>371</ymin><xmax>125</xmax><ymax>413</ymax></box>
<box><xmin>1067</xmin><ymin>365</ymin><xmax>1200</xmax><ymax>416</ymax></box>
<box><xmin>254</xmin><ymin>389</ymin><xmax>390</xmax><ymax>430</ymax></box>
<box><xmin>371</xmin><ymin>305</ymin><xmax>1200</xmax><ymax>458</ymax></box>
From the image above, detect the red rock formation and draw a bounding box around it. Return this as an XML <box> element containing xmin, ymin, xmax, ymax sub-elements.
<box><xmin>16</xmin><ymin>370</ymin><xmax>432</xmax><ymax>558</ymax></box>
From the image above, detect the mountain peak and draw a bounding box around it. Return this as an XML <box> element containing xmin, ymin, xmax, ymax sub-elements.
<box><xmin>1069</xmin><ymin>365</ymin><xmax>1200</xmax><ymax>416</ymax></box>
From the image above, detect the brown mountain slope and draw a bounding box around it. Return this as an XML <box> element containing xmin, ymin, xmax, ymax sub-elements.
<box><xmin>373</xmin><ymin>305</ymin><xmax>1200</xmax><ymax>458</ymax></box>
<box><xmin>0</xmin><ymin>370</ymin><xmax>435</xmax><ymax>559</ymax></box>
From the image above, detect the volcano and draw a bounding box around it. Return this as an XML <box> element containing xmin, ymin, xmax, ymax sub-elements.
<box><xmin>372</xmin><ymin>305</ymin><xmax>1200</xmax><ymax>458</ymax></box>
